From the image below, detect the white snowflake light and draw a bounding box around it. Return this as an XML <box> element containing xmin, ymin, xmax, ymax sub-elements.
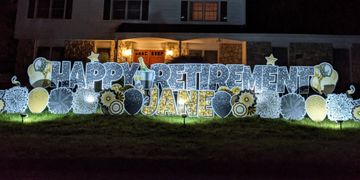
<box><xmin>3</xmin><ymin>86</ymin><xmax>29</xmax><ymax>113</ymax></box>
<box><xmin>72</xmin><ymin>88</ymin><xmax>99</xmax><ymax>114</ymax></box>
<box><xmin>48</xmin><ymin>87</ymin><xmax>73</xmax><ymax>114</ymax></box>
<box><xmin>256</xmin><ymin>91</ymin><xmax>281</xmax><ymax>119</ymax></box>
<box><xmin>280</xmin><ymin>93</ymin><xmax>306</xmax><ymax>120</ymax></box>
<box><xmin>326</xmin><ymin>94</ymin><xmax>354</xmax><ymax>121</ymax></box>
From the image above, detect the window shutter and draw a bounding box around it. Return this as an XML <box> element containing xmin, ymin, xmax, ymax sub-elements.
<box><xmin>28</xmin><ymin>0</ymin><xmax>36</xmax><ymax>18</ymax></box>
<box><xmin>181</xmin><ymin>1</ymin><xmax>188</xmax><ymax>21</ymax></box>
<box><xmin>220</xmin><ymin>1</ymin><xmax>227</xmax><ymax>22</ymax></box>
<box><xmin>103</xmin><ymin>0</ymin><xmax>111</xmax><ymax>20</ymax></box>
<box><xmin>65</xmin><ymin>0</ymin><xmax>73</xmax><ymax>19</ymax></box>
<box><xmin>142</xmin><ymin>0</ymin><xmax>149</xmax><ymax>20</ymax></box>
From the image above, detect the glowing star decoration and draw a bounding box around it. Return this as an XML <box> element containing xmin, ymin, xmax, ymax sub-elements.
<box><xmin>280</xmin><ymin>93</ymin><xmax>306</xmax><ymax>120</ymax></box>
<box><xmin>311</xmin><ymin>62</ymin><xmax>338</xmax><ymax>95</ymax></box>
<box><xmin>72</xmin><ymin>88</ymin><xmax>99</xmax><ymax>114</ymax></box>
<box><xmin>157</xmin><ymin>89</ymin><xmax>177</xmax><ymax>116</ymax></box>
<box><xmin>0</xmin><ymin>99</ymin><xmax>5</xmax><ymax>113</ymax></box>
<box><xmin>177</xmin><ymin>90</ymin><xmax>198</xmax><ymax>117</ymax></box>
<box><xmin>87</xmin><ymin>51</ymin><xmax>100</xmax><ymax>62</ymax></box>
<box><xmin>28</xmin><ymin>87</ymin><xmax>49</xmax><ymax>113</ymax></box>
<box><xmin>109</xmin><ymin>100</ymin><xmax>124</xmax><ymax>115</ymax></box>
<box><xmin>124</xmin><ymin>88</ymin><xmax>144</xmax><ymax>115</ymax></box>
<box><xmin>28</xmin><ymin>57</ymin><xmax>52</xmax><ymax>88</ymax></box>
<box><xmin>212</xmin><ymin>91</ymin><xmax>232</xmax><ymax>118</ymax></box>
<box><xmin>198</xmin><ymin>91</ymin><xmax>214</xmax><ymax>118</ymax></box>
<box><xmin>352</xmin><ymin>106</ymin><xmax>360</xmax><ymax>122</ymax></box>
<box><xmin>326</xmin><ymin>94</ymin><xmax>353</xmax><ymax>121</ymax></box>
<box><xmin>256</xmin><ymin>91</ymin><xmax>281</xmax><ymax>119</ymax></box>
<box><xmin>232</xmin><ymin>103</ymin><xmax>247</xmax><ymax>118</ymax></box>
<box><xmin>47</xmin><ymin>87</ymin><xmax>73</xmax><ymax>114</ymax></box>
<box><xmin>141</xmin><ymin>86</ymin><xmax>159</xmax><ymax>116</ymax></box>
<box><xmin>99</xmin><ymin>90</ymin><xmax>117</xmax><ymax>108</ymax></box>
<box><xmin>3</xmin><ymin>86</ymin><xmax>29</xmax><ymax>114</ymax></box>
<box><xmin>305</xmin><ymin>95</ymin><xmax>327</xmax><ymax>122</ymax></box>
<box><xmin>265</xmin><ymin>54</ymin><xmax>278</xmax><ymax>65</ymax></box>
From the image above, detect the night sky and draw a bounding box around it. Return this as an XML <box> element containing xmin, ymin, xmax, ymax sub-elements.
<box><xmin>247</xmin><ymin>0</ymin><xmax>360</xmax><ymax>35</ymax></box>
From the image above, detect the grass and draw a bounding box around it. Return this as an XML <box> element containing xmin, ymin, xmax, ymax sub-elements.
<box><xmin>0</xmin><ymin>112</ymin><xmax>360</xmax><ymax>162</ymax></box>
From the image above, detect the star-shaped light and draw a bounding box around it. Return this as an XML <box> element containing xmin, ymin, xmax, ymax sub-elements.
<box><xmin>266</xmin><ymin>54</ymin><xmax>278</xmax><ymax>65</ymax></box>
<box><xmin>88</xmin><ymin>51</ymin><xmax>100</xmax><ymax>62</ymax></box>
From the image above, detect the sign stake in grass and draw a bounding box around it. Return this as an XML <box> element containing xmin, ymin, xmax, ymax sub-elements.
<box><xmin>182</xmin><ymin>113</ymin><xmax>188</xmax><ymax>127</ymax></box>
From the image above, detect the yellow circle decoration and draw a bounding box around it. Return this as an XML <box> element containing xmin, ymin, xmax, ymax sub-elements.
<box><xmin>352</xmin><ymin>106</ymin><xmax>360</xmax><ymax>122</ymax></box>
<box><xmin>0</xmin><ymin>99</ymin><xmax>5</xmax><ymax>113</ymax></box>
<box><xmin>28</xmin><ymin>87</ymin><xmax>49</xmax><ymax>113</ymax></box>
<box><xmin>305</xmin><ymin>95</ymin><xmax>327</xmax><ymax>122</ymax></box>
<box><xmin>100</xmin><ymin>90</ymin><xmax>117</xmax><ymax>107</ymax></box>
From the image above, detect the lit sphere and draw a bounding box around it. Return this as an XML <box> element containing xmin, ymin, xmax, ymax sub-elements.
<box><xmin>305</xmin><ymin>95</ymin><xmax>327</xmax><ymax>122</ymax></box>
<box><xmin>28</xmin><ymin>87</ymin><xmax>49</xmax><ymax>113</ymax></box>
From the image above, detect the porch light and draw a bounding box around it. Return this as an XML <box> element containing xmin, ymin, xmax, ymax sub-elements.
<box><xmin>166</xmin><ymin>50</ymin><xmax>174</xmax><ymax>56</ymax></box>
<box><xmin>123</xmin><ymin>49</ymin><xmax>132</xmax><ymax>57</ymax></box>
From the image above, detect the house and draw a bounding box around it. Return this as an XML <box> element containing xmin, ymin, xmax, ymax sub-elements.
<box><xmin>13</xmin><ymin>0</ymin><xmax>360</xmax><ymax>94</ymax></box>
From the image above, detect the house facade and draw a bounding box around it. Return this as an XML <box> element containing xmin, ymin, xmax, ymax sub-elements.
<box><xmin>13</xmin><ymin>0</ymin><xmax>360</xmax><ymax>94</ymax></box>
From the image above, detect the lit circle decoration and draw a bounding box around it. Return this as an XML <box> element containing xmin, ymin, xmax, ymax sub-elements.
<box><xmin>255</xmin><ymin>91</ymin><xmax>281</xmax><ymax>119</ymax></box>
<box><xmin>124</xmin><ymin>88</ymin><xmax>144</xmax><ymax>115</ymax></box>
<box><xmin>0</xmin><ymin>99</ymin><xmax>5</xmax><ymax>113</ymax></box>
<box><xmin>28</xmin><ymin>87</ymin><xmax>49</xmax><ymax>114</ymax></box>
<box><xmin>212</xmin><ymin>91</ymin><xmax>232</xmax><ymax>118</ymax></box>
<box><xmin>232</xmin><ymin>102</ymin><xmax>247</xmax><ymax>118</ymax></box>
<box><xmin>353</xmin><ymin>106</ymin><xmax>360</xmax><ymax>122</ymax></box>
<box><xmin>239</xmin><ymin>91</ymin><xmax>256</xmax><ymax>107</ymax></box>
<box><xmin>305</xmin><ymin>95</ymin><xmax>327</xmax><ymax>122</ymax></box>
<box><xmin>48</xmin><ymin>87</ymin><xmax>73</xmax><ymax>114</ymax></box>
<box><xmin>72</xmin><ymin>88</ymin><xmax>99</xmax><ymax>114</ymax></box>
<box><xmin>280</xmin><ymin>93</ymin><xmax>306</xmax><ymax>120</ymax></box>
<box><xmin>100</xmin><ymin>90</ymin><xmax>117</xmax><ymax>108</ymax></box>
<box><xmin>109</xmin><ymin>100</ymin><xmax>124</xmax><ymax>115</ymax></box>
<box><xmin>326</xmin><ymin>94</ymin><xmax>353</xmax><ymax>121</ymax></box>
<box><xmin>3</xmin><ymin>86</ymin><xmax>29</xmax><ymax>113</ymax></box>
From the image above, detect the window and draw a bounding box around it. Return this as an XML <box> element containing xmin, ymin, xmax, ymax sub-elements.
<box><xmin>37</xmin><ymin>47</ymin><xmax>65</xmax><ymax>60</ymax></box>
<box><xmin>103</xmin><ymin>0</ymin><xmax>149</xmax><ymax>20</ymax></box>
<box><xmin>189</xmin><ymin>50</ymin><xmax>218</xmax><ymax>63</ymax></box>
<box><xmin>27</xmin><ymin>0</ymin><xmax>73</xmax><ymax>19</ymax></box>
<box><xmin>191</xmin><ymin>2</ymin><xmax>218</xmax><ymax>21</ymax></box>
<box><xmin>181</xmin><ymin>1</ymin><xmax>227</xmax><ymax>22</ymax></box>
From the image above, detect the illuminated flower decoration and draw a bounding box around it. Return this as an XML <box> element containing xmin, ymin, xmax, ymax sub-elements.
<box><xmin>0</xmin><ymin>99</ymin><xmax>5</xmax><ymax>113</ymax></box>
<box><xmin>72</xmin><ymin>88</ymin><xmax>99</xmax><ymax>114</ymax></box>
<box><xmin>232</xmin><ymin>103</ymin><xmax>247</xmax><ymax>118</ymax></box>
<box><xmin>3</xmin><ymin>86</ymin><xmax>29</xmax><ymax>113</ymax></box>
<box><xmin>352</xmin><ymin>106</ymin><xmax>360</xmax><ymax>122</ymax></box>
<box><xmin>100</xmin><ymin>90</ymin><xmax>117</xmax><ymax>108</ymax></box>
<box><xmin>256</xmin><ymin>91</ymin><xmax>281</xmax><ymax>119</ymax></box>
<box><xmin>247</xmin><ymin>106</ymin><xmax>256</xmax><ymax>116</ymax></box>
<box><xmin>231</xmin><ymin>87</ymin><xmax>241</xmax><ymax>96</ymax></box>
<box><xmin>280</xmin><ymin>93</ymin><xmax>306</xmax><ymax>120</ymax></box>
<box><xmin>326</xmin><ymin>94</ymin><xmax>353</xmax><ymax>121</ymax></box>
<box><xmin>239</xmin><ymin>91</ymin><xmax>256</xmax><ymax>107</ymax></box>
<box><xmin>109</xmin><ymin>100</ymin><xmax>124</xmax><ymax>115</ymax></box>
<box><xmin>48</xmin><ymin>87</ymin><xmax>73</xmax><ymax>114</ymax></box>
<box><xmin>111</xmin><ymin>83</ymin><xmax>123</xmax><ymax>93</ymax></box>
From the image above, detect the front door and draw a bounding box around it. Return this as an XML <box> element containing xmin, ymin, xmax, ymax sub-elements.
<box><xmin>133</xmin><ymin>50</ymin><xmax>165</xmax><ymax>67</ymax></box>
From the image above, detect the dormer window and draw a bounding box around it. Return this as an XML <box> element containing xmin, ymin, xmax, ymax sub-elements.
<box><xmin>181</xmin><ymin>1</ymin><xmax>227</xmax><ymax>22</ymax></box>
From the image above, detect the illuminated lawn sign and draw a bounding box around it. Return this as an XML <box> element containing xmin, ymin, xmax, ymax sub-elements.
<box><xmin>1</xmin><ymin>53</ymin><xmax>359</xmax><ymax>122</ymax></box>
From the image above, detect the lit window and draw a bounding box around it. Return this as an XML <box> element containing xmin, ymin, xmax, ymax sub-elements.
<box><xmin>191</xmin><ymin>2</ymin><xmax>218</xmax><ymax>21</ymax></box>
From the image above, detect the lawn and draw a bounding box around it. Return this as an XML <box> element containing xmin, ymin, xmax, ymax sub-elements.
<box><xmin>0</xmin><ymin>113</ymin><xmax>360</xmax><ymax>179</ymax></box>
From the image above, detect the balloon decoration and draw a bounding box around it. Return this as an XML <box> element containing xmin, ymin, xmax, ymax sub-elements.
<box><xmin>28</xmin><ymin>87</ymin><xmax>49</xmax><ymax>113</ymax></box>
<box><xmin>212</xmin><ymin>91</ymin><xmax>232</xmax><ymax>118</ymax></box>
<box><xmin>305</xmin><ymin>95</ymin><xmax>327</xmax><ymax>122</ymax></box>
<box><xmin>124</xmin><ymin>88</ymin><xmax>144</xmax><ymax>115</ymax></box>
